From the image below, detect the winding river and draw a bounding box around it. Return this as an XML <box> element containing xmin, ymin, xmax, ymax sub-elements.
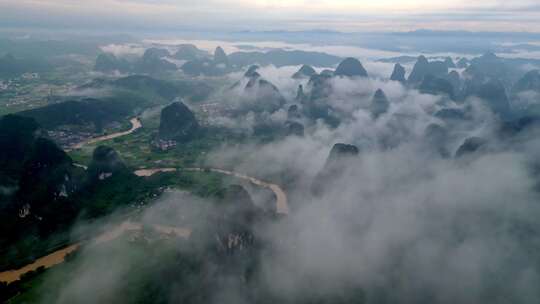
<box><xmin>0</xmin><ymin>117</ymin><xmax>289</xmax><ymax>283</ymax></box>
<box><xmin>0</xmin><ymin>222</ymin><xmax>192</xmax><ymax>284</ymax></box>
<box><xmin>69</xmin><ymin>117</ymin><xmax>142</xmax><ymax>150</ymax></box>
<box><xmin>134</xmin><ymin>167</ymin><xmax>289</xmax><ymax>215</ymax></box>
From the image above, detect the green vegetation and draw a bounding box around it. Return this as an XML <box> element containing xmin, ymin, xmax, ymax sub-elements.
<box><xmin>18</xmin><ymin>97</ymin><xmax>139</xmax><ymax>132</ymax></box>
<box><xmin>0</xmin><ymin>111</ymin><xmax>232</xmax><ymax>272</ymax></box>
<box><xmin>69</xmin><ymin>123</ymin><xmax>244</xmax><ymax>169</ymax></box>
<box><xmin>0</xmin><ymin>54</ymin><xmax>51</xmax><ymax>79</ymax></box>
<box><xmin>82</xmin><ymin>75</ymin><xmax>215</xmax><ymax>104</ymax></box>
<box><xmin>6</xmin><ymin>238</ymin><xmax>206</xmax><ymax>304</ymax></box>
<box><xmin>0</xmin><ymin>167</ymin><xmax>225</xmax><ymax>271</ymax></box>
<box><xmin>5</xmin><ymin>227</ymin><xmax>366</xmax><ymax>304</ymax></box>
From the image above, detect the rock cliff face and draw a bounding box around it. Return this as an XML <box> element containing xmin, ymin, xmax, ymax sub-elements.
<box><xmin>446</xmin><ymin>70</ymin><xmax>462</xmax><ymax>92</ymax></box>
<box><xmin>0</xmin><ymin>115</ymin><xmax>42</xmax><ymax>181</ymax></box>
<box><xmin>144</xmin><ymin>48</ymin><xmax>170</xmax><ymax>59</ymax></box>
<box><xmin>244</xmin><ymin>79</ymin><xmax>287</xmax><ymax>113</ymax></box>
<box><xmin>424</xmin><ymin>123</ymin><xmax>450</xmax><ymax>157</ymax></box>
<box><xmin>94</xmin><ymin>53</ymin><xmax>130</xmax><ymax>73</ymax></box>
<box><xmin>135</xmin><ymin>48</ymin><xmax>176</xmax><ymax>74</ymax></box>
<box><xmin>513</xmin><ymin>70</ymin><xmax>540</xmax><ymax>93</ymax></box>
<box><xmin>95</xmin><ymin>48</ymin><xmax>178</xmax><ymax>74</ymax></box>
<box><xmin>173</xmin><ymin>44</ymin><xmax>208</xmax><ymax>61</ymax></box>
<box><xmin>214</xmin><ymin>46</ymin><xmax>230</xmax><ymax>67</ymax></box>
<box><xmin>463</xmin><ymin>79</ymin><xmax>510</xmax><ymax>117</ymax></box>
<box><xmin>390</xmin><ymin>63</ymin><xmax>406</xmax><ymax>83</ymax></box>
<box><xmin>87</xmin><ymin>146</ymin><xmax>127</xmax><ymax>181</ymax></box>
<box><xmin>457</xmin><ymin>58</ymin><xmax>469</xmax><ymax>68</ymax></box>
<box><xmin>229</xmin><ymin>66</ymin><xmax>287</xmax><ymax>114</ymax></box>
<box><xmin>295</xmin><ymin>85</ymin><xmax>308</xmax><ymax>104</ymax></box>
<box><xmin>419</xmin><ymin>75</ymin><xmax>456</xmax><ymax>100</ymax></box>
<box><xmin>286</xmin><ymin>121</ymin><xmax>305</xmax><ymax>137</ymax></box>
<box><xmin>445</xmin><ymin>57</ymin><xmax>456</xmax><ymax>68</ymax></box>
<box><xmin>244</xmin><ymin>65</ymin><xmax>261</xmax><ymax>78</ymax></box>
<box><xmin>288</xmin><ymin>104</ymin><xmax>302</xmax><ymax>120</ymax></box>
<box><xmin>0</xmin><ymin>115</ymin><xmax>78</xmax><ymax>212</ymax></box>
<box><xmin>370</xmin><ymin>89</ymin><xmax>390</xmax><ymax>119</ymax></box>
<box><xmin>312</xmin><ymin>143</ymin><xmax>360</xmax><ymax>195</ymax></box>
<box><xmin>181</xmin><ymin>46</ymin><xmax>232</xmax><ymax>76</ymax></box>
<box><xmin>18</xmin><ymin>138</ymin><xmax>76</xmax><ymax>202</ymax></box>
<box><xmin>464</xmin><ymin>52</ymin><xmax>514</xmax><ymax>85</ymax></box>
<box><xmin>408</xmin><ymin>55</ymin><xmax>448</xmax><ymax>84</ymax></box>
<box><xmin>301</xmin><ymin>73</ymin><xmax>341</xmax><ymax>127</ymax></box>
<box><xmin>307</xmin><ymin>73</ymin><xmax>333</xmax><ymax>101</ymax></box>
<box><xmin>334</xmin><ymin>58</ymin><xmax>368</xmax><ymax>78</ymax></box>
<box><xmin>212</xmin><ymin>185</ymin><xmax>260</xmax><ymax>254</ymax></box>
<box><xmin>326</xmin><ymin>143</ymin><xmax>360</xmax><ymax>162</ymax></box>
<box><xmin>158</xmin><ymin>102</ymin><xmax>200</xmax><ymax>142</ymax></box>
<box><xmin>455</xmin><ymin>137</ymin><xmax>487</xmax><ymax>158</ymax></box>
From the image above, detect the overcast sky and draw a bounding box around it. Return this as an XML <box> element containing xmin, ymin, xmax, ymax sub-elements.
<box><xmin>1</xmin><ymin>0</ymin><xmax>540</xmax><ymax>32</ymax></box>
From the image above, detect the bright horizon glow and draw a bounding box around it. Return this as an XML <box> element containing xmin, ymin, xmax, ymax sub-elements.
<box><xmin>0</xmin><ymin>0</ymin><xmax>539</xmax><ymax>32</ymax></box>
<box><xmin>246</xmin><ymin>0</ymin><xmax>451</xmax><ymax>12</ymax></box>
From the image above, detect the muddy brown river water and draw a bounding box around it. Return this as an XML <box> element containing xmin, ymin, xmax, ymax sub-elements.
<box><xmin>0</xmin><ymin>118</ymin><xmax>289</xmax><ymax>283</ymax></box>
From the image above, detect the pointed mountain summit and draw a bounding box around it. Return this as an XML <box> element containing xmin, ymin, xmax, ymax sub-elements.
<box><xmin>456</xmin><ymin>58</ymin><xmax>469</xmax><ymax>68</ymax></box>
<box><xmin>312</xmin><ymin>143</ymin><xmax>360</xmax><ymax>195</ymax></box>
<box><xmin>136</xmin><ymin>48</ymin><xmax>176</xmax><ymax>74</ymax></box>
<box><xmin>480</xmin><ymin>52</ymin><xmax>498</xmax><ymax>61</ymax></box>
<box><xmin>244</xmin><ymin>78</ymin><xmax>287</xmax><ymax>113</ymax></box>
<box><xmin>334</xmin><ymin>58</ymin><xmax>368</xmax><ymax>78</ymax></box>
<box><xmin>464</xmin><ymin>52</ymin><xmax>510</xmax><ymax>84</ymax></box>
<box><xmin>390</xmin><ymin>63</ymin><xmax>406</xmax><ymax>83</ymax></box>
<box><xmin>229</xmin><ymin>65</ymin><xmax>260</xmax><ymax>90</ymax></box>
<box><xmin>158</xmin><ymin>102</ymin><xmax>200</xmax><ymax>142</ymax></box>
<box><xmin>408</xmin><ymin>55</ymin><xmax>448</xmax><ymax>84</ymax></box>
<box><xmin>244</xmin><ymin>65</ymin><xmax>260</xmax><ymax>78</ymax></box>
<box><xmin>94</xmin><ymin>53</ymin><xmax>131</xmax><ymax>73</ymax></box>
<box><xmin>292</xmin><ymin>65</ymin><xmax>317</xmax><ymax>79</ymax></box>
<box><xmin>370</xmin><ymin>89</ymin><xmax>390</xmax><ymax>119</ymax></box>
<box><xmin>408</xmin><ymin>55</ymin><xmax>429</xmax><ymax>84</ymax></box>
<box><xmin>174</xmin><ymin>44</ymin><xmax>208</xmax><ymax>61</ymax></box>
<box><xmin>87</xmin><ymin>146</ymin><xmax>128</xmax><ymax>181</ymax></box>
<box><xmin>214</xmin><ymin>46</ymin><xmax>229</xmax><ymax>66</ymax></box>
<box><xmin>445</xmin><ymin>57</ymin><xmax>456</xmax><ymax>68</ymax></box>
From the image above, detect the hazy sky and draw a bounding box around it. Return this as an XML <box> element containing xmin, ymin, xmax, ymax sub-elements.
<box><xmin>1</xmin><ymin>0</ymin><xmax>540</xmax><ymax>32</ymax></box>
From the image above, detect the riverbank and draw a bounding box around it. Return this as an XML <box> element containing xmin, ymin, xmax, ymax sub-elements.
<box><xmin>69</xmin><ymin>117</ymin><xmax>142</xmax><ymax>151</ymax></box>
